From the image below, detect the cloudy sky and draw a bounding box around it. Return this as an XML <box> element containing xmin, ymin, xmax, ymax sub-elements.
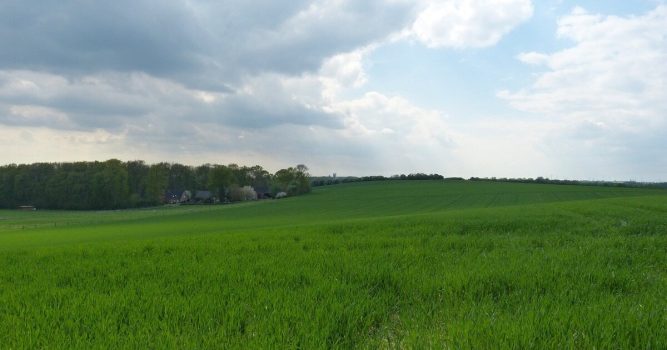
<box><xmin>1</xmin><ymin>0</ymin><xmax>665</xmax><ymax>180</ymax></box>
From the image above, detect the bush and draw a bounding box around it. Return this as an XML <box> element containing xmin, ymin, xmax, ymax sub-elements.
<box><xmin>229</xmin><ymin>186</ymin><xmax>257</xmax><ymax>202</ymax></box>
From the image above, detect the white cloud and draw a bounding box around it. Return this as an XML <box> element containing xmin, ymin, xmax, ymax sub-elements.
<box><xmin>412</xmin><ymin>0</ymin><xmax>534</xmax><ymax>48</ymax></box>
<box><xmin>329</xmin><ymin>91</ymin><xmax>455</xmax><ymax>172</ymax></box>
<box><xmin>319</xmin><ymin>49</ymin><xmax>369</xmax><ymax>95</ymax></box>
<box><xmin>499</xmin><ymin>5</ymin><xmax>667</xmax><ymax>180</ymax></box>
<box><xmin>516</xmin><ymin>51</ymin><xmax>549</xmax><ymax>65</ymax></box>
<box><xmin>502</xmin><ymin>5</ymin><xmax>667</xmax><ymax>127</ymax></box>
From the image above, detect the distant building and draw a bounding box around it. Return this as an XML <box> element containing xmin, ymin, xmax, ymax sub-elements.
<box><xmin>180</xmin><ymin>190</ymin><xmax>192</xmax><ymax>203</ymax></box>
<box><xmin>195</xmin><ymin>190</ymin><xmax>213</xmax><ymax>203</ymax></box>
<box><xmin>164</xmin><ymin>190</ymin><xmax>184</xmax><ymax>204</ymax></box>
<box><xmin>18</xmin><ymin>206</ymin><xmax>36</xmax><ymax>211</ymax></box>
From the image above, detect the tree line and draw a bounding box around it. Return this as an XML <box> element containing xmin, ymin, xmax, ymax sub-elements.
<box><xmin>468</xmin><ymin>177</ymin><xmax>667</xmax><ymax>189</ymax></box>
<box><xmin>312</xmin><ymin>173</ymin><xmax>667</xmax><ymax>190</ymax></box>
<box><xmin>0</xmin><ymin>160</ymin><xmax>311</xmax><ymax>210</ymax></box>
<box><xmin>311</xmin><ymin>173</ymin><xmax>445</xmax><ymax>187</ymax></box>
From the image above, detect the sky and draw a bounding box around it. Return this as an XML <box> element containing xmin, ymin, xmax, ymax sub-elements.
<box><xmin>0</xmin><ymin>0</ymin><xmax>665</xmax><ymax>180</ymax></box>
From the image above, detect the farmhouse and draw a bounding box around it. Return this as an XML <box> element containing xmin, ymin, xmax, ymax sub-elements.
<box><xmin>194</xmin><ymin>190</ymin><xmax>214</xmax><ymax>203</ymax></box>
<box><xmin>180</xmin><ymin>190</ymin><xmax>192</xmax><ymax>203</ymax></box>
<box><xmin>164</xmin><ymin>190</ymin><xmax>184</xmax><ymax>204</ymax></box>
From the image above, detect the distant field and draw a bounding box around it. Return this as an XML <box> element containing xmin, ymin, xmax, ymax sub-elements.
<box><xmin>1</xmin><ymin>181</ymin><xmax>666</xmax><ymax>348</ymax></box>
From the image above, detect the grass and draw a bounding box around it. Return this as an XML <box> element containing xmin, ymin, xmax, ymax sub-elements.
<box><xmin>1</xmin><ymin>180</ymin><xmax>666</xmax><ymax>348</ymax></box>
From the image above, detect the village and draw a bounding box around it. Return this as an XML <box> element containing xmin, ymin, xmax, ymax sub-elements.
<box><xmin>163</xmin><ymin>187</ymin><xmax>287</xmax><ymax>205</ymax></box>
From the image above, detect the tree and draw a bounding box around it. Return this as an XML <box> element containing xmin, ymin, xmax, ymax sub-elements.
<box><xmin>0</xmin><ymin>160</ymin><xmax>312</xmax><ymax>210</ymax></box>
<box><xmin>227</xmin><ymin>163</ymin><xmax>248</xmax><ymax>186</ymax></box>
<box><xmin>209</xmin><ymin>165</ymin><xmax>232</xmax><ymax>201</ymax></box>
<box><xmin>147</xmin><ymin>163</ymin><xmax>170</xmax><ymax>204</ymax></box>
<box><xmin>126</xmin><ymin>160</ymin><xmax>150</xmax><ymax>207</ymax></box>
<box><xmin>168</xmin><ymin>163</ymin><xmax>195</xmax><ymax>193</ymax></box>
<box><xmin>0</xmin><ymin>164</ymin><xmax>17</xmax><ymax>208</ymax></box>
<box><xmin>228</xmin><ymin>185</ymin><xmax>257</xmax><ymax>202</ymax></box>
<box><xmin>90</xmin><ymin>160</ymin><xmax>129</xmax><ymax>209</ymax></box>
<box><xmin>294</xmin><ymin>164</ymin><xmax>311</xmax><ymax>194</ymax></box>
<box><xmin>194</xmin><ymin>164</ymin><xmax>212</xmax><ymax>190</ymax></box>
<box><xmin>274</xmin><ymin>168</ymin><xmax>295</xmax><ymax>193</ymax></box>
<box><xmin>274</xmin><ymin>164</ymin><xmax>311</xmax><ymax>195</ymax></box>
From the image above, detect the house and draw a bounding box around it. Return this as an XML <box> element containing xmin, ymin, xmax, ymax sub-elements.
<box><xmin>164</xmin><ymin>190</ymin><xmax>184</xmax><ymax>204</ymax></box>
<box><xmin>180</xmin><ymin>190</ymin><xmax>192</xmax><ymax>203</ymax></box>
<box><xmin>194</xmin><ymin>190</ymin><xmax>213</xmax><ymax>203</ymax></box>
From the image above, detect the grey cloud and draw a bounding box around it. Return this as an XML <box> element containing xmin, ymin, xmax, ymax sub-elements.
<box><xmin>0</xmin><ymin>72</ymin><xmax>157</xmax><ymax>130</ymax></box>
<box><xmin>1</xmin><ymin>0</ymin><xmax>202</xmax><ymax>75</ymax></box>
<box><xmin>122</xmin><ymin>122</ymin><xmax>376</xmax><ymax>169</ymax></box>
<box><xmin>0</xmin><ymin>0</ymin><xmax>414</xmax><ymax>136</ymax></box>
<box><xmin>0</xmin><ymin>69</ymin><xmax>343</xmax><ymax>132</ymax></box>
<box><xmin>0</xmin><ymin>106</ymin><xmax>73</xmax><ymax>129</ymax></box>
<box><xmin>0</xmin><ymin>0</ymin><xmax>442</xmax><ymax>175</ymax></box>
<box><xmin>0</xmin><ymin>0</ymin><xmax>412</xmax><ymax>83</ymax></box>
<box><xmin>216</xmin><ymin>98</ymin><xmax>343</xmax><ymax>129</ymax></box>
<box><xmin>242</xmin><ymin>1</ymin><xmax>415</xmax><ymax>74</ymax></box>
<box><xmin>48</xmin><ymin>96</ymin><xmax>151</xmax><ymax>120</ymax></box>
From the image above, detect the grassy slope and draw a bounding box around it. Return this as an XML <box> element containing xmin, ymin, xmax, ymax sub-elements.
<box><xmin>1</xmin><ymin>181</ymin><xmax>666</xmax><ymax>348</ymax></box>
<box><xmin>0</xmin><ymin>181</ymin><xmax>662</xmax><ymax>248</ymax></box>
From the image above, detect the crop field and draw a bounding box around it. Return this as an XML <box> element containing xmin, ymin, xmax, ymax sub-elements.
<box><xmin>1</xmin><ymin>180</ymin><xmax>666</xmax><ymax>348</ymax></box>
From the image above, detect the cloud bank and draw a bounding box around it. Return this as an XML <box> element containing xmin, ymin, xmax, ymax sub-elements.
<box><xmin>500</xmin><ymin>5</ymin><xmax>667</xmax><ymax>180</ymax></box>
<box><xmin>0</xmin><ymin>0</ymin><xmax>531</xmax><ymax>173</ymax></box>
<box><xmin>1</xmin><ymin>1</ymin><xmax>664</xmax><ymax>180</ymax></box>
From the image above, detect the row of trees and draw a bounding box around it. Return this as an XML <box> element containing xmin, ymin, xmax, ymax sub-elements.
<box><xmin>468</xmin><ymin>177</ymin><xmax>667</xmax><ymax>188</ymax></box>
<box><xmin>0</xmin><ymin>160</ymin><xmax>311</xmax><ymax>210</ymax></box>
<box><xmin>311</xmin><ymin>173</ymin><xmax>445</xmax><ymax>187</ymax></box>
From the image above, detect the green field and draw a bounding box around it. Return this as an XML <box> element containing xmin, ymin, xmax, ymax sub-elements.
<box><xmin>1</xmin><ymin>181</ymin><xmax>666</xmax><ymax>348</ymax></box>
